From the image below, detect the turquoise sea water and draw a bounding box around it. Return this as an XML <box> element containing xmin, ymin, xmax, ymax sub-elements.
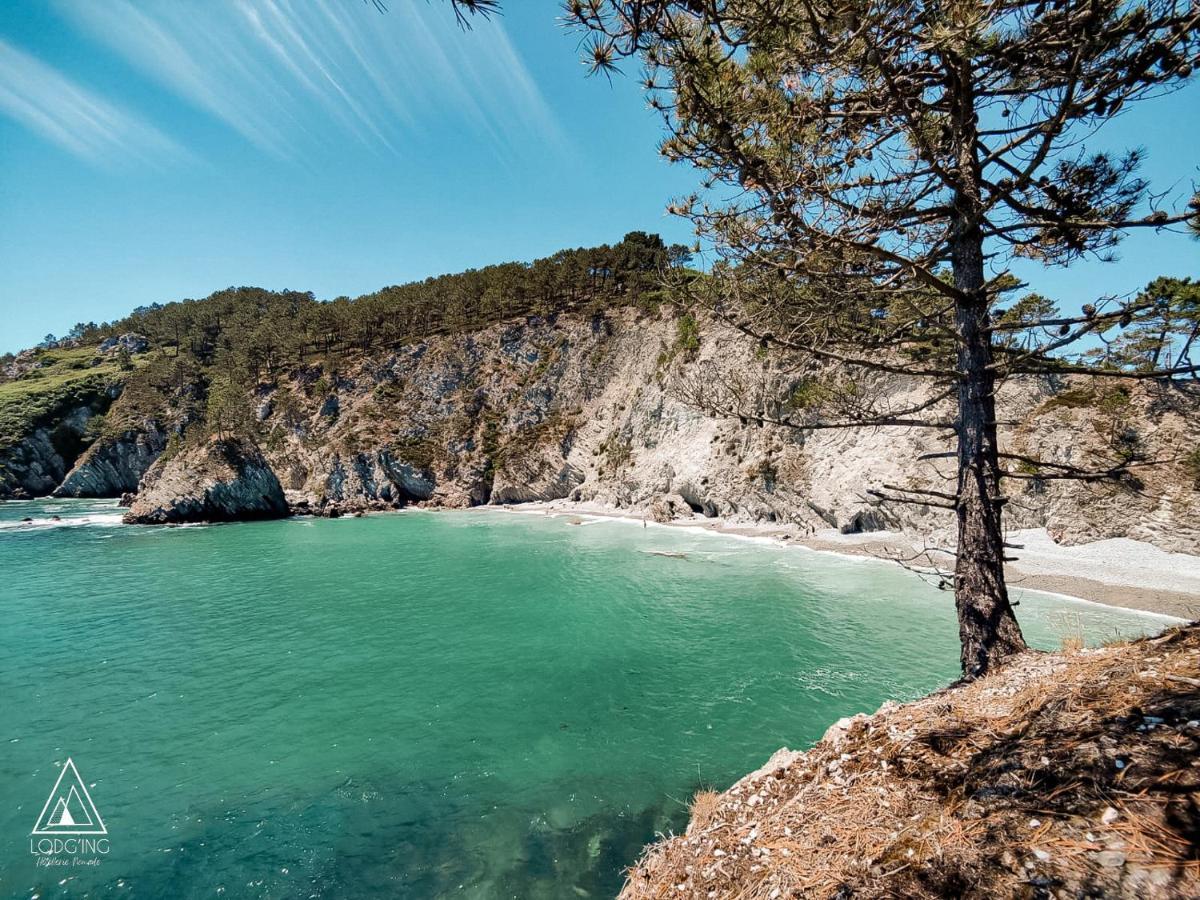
<box><xmin>0</xmin><ymin>499</ymin><xmax>1171</xmax><ymax>899</ymax></box>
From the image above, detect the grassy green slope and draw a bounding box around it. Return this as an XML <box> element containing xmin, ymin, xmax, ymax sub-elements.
<box><xmin>0</xmin><ymin>347</ymin><xmax>133</xmax><ymax>446</ymax></box>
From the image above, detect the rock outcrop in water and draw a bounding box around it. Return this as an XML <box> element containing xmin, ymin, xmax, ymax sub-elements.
<box><xmin>123</xmin><ymin>437</ymin><xmax>288</xmax><ymax>524</ymax></box>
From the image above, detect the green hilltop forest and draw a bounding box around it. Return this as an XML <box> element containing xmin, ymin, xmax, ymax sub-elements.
<box><xmin>21</xmin><ymin>231</ymin><xmax>690</xmax><ymax>374</ymax></box>
<box><xmin>0</xmin><ymin>232</ymin><xmax>689</xmax><ymax>444</ymax></box>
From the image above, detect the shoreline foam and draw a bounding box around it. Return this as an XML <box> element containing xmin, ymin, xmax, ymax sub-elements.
<box><xmin>7</xmin><ymin>494</ymin><xmax>1196</xmax><ymax>620</ymax></box>
<box><xmin>476</xmin><ymin>500</ymin><xmax>1200</xmax><ymax>622</ymax></box>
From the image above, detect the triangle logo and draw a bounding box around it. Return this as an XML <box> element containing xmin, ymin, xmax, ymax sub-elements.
<box><xmin>31</xmin><ymin>759</ymin><xmax>107</xmax><ymax>835</ymax></box>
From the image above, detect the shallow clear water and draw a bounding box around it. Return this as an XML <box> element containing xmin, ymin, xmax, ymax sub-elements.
<box><xmin>0</xmin><ymin>499</ymin><xmax>1171</xmax><ymax>899</ymax></box>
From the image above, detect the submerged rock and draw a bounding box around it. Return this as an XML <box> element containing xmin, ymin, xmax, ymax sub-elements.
<box><xmin>124</xmin><ymin>437</ymin><xmax>288</xmax><ymax>525</ymax></box>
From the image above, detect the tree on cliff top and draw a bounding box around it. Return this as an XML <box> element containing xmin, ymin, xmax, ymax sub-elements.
<box><xmin>1093</xmin><ymin>276</ymin><xmax>1200</xmax><ymax>373</ymax></box>
<box><xmin>562</xmin><ymin>0</ymin><xmax>1200</xmax><ymax>676</ymax></box>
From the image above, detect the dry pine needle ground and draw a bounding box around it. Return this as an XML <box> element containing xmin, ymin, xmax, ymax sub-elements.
<box><xmin>621</xmin><ymin>624</ymin><xmax>1200</xmax><ymax>899</ymax></box>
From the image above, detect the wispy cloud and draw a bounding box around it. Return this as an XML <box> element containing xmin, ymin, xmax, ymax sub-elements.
<box><xmin>0</xmin><ymin>37</ymin><xmax>187</xmax><ymax>167</ymax></box>
<box><xmin>52</xmin><ymin>0</ymin><xmax>565</xmax><ymax>161</ymax></box>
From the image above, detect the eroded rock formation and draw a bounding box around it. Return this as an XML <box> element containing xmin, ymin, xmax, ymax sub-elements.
<box><xmin>123</xmin><ymin>438</ymin><xmax>288</xmax><ymax>525</ymax></box>
<box><xmin>54</xmin><ymin>426</ymin><xmax>168</xmax><ymax>497</ymax></box>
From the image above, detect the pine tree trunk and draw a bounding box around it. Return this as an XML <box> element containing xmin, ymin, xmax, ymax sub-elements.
<box><xmin>945</xmin><ymin>48</ymin><xmax>1027</xmax><ymax>678</ymax></box>
<box><xmin>951</xmin><ymin>225</ymin><xmax>1027</xmax><ymax>678</ymax></box>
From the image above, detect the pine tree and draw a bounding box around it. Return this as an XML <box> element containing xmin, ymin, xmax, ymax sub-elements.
<box><xmin>1095</xmin><ymin>276</ymin><xmax>1200</xmax><ymax>374</ymax></box>
<box><xmin>568</xmin><ymin>0</ymin><xmax>1200</xmax><ymax>676</ymax></box>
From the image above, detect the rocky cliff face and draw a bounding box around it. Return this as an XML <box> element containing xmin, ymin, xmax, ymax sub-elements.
<box><xmin>236</xmin><ymin>308</ymin><xmax>1196</xmax><ymax>551</ymax></box>
<box><xmin>123</xmin><ymin>437</ymin><xmax>288</xmax><ymax>524</ymax></box>
<box><xmin>0</xmin><ymin>372</ymin><xmax>121</xmax><ymax>498</ymax></box>
<box><xmin>54</xmin><ymin>425</ymin><xmax>168</xmax><ymax>497</ymax></box>
<box><xmin>0</xmin><ymin>404</ymin><xmax>97</xmax><ymax>497</ymax></box>
<box><xmin>4</xmin><ymin>307</ymin><xmax>1198</xmax><ymax>550</ymax></box>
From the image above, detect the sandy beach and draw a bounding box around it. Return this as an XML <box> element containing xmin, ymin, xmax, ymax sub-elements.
<box><xmin>485</xmin><ymin>500</ymin><xmax>1200</xmax><ymax>621</ymax></box>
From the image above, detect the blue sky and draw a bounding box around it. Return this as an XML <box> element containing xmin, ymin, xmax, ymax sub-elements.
<box><xmin>0</xmin><ymin>1</ymin><xmax>1196</xmax><ymax>354</ymax></box>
